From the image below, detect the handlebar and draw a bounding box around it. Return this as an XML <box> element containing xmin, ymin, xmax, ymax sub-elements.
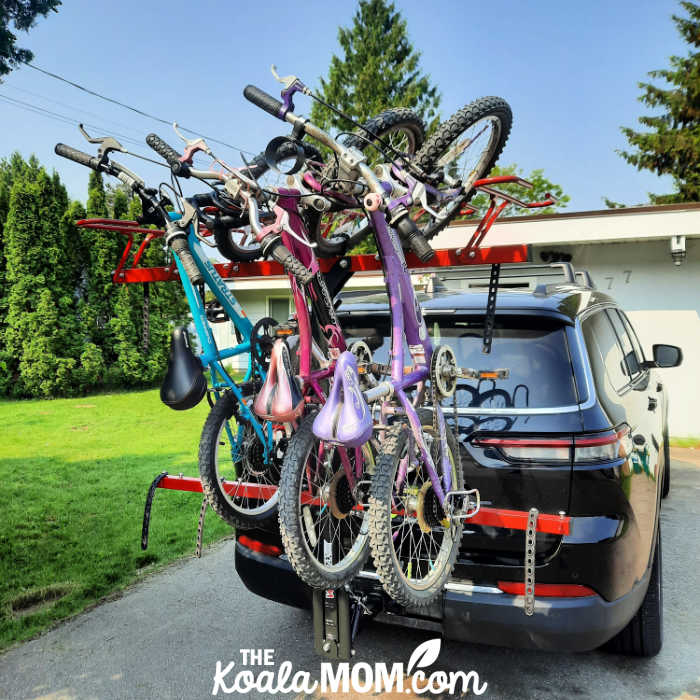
<box><xmin>394</xmin><ymin>215</ymin><xmax>435</xmax><ymax>262</ymax></box>
<box><xmin>55</xmin><ymin>143</ymin><xmax>103</xmax><ymax>171</ymax></box>
<box><xmin>243</xmin><ymin>85</ymin><xmax>284</xmax><ymax>120</ymax></box>
<box><xmin>55</xmin><ymin>139</ymin><xmax>204</xmax><ymax>286</ymax></box>
<box><xmin>167</xmin><ymin>233</ymin><xmax>203</xmax><ymax>285</ymax></box>
<box><xmin>263</xmin><ymin>236</ymin><xmax>314</xmax><ymax>285</ymax></box>
<box><xmin>146</xmin><ymin>133</ymin><xmax>191</xmax><ymax>178</ymax></box>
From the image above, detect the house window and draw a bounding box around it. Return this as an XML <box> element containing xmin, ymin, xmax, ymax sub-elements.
<box><xmin>268</xmin><ymin>296</ymin><xmax>291</xmax><ymax>323</ymax></box>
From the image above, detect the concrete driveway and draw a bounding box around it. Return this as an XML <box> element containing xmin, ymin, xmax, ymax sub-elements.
<box><xmin>1</xmin><ymin>456</ymin><xmax>699</xmax><ymax>700</ymax></box>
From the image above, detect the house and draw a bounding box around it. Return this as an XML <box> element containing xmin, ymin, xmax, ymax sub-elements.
<box><xmin>211</xmin><ymin>202</ymin><xmax>700</xmax><ymax>437</ymax></box>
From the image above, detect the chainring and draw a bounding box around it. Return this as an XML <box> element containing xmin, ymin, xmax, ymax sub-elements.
<box><xmin>250</xmin><ymin>316</ymin><xmax>278</xmax><ymax>371</ymax></box>
<box><xmin>430</xmin><ymin>344</ymin><xmax>458</xmax><ymax>399</ymax></box>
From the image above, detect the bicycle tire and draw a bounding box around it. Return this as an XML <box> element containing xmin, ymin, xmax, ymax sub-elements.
<box><xmin>413</xmin><ymin>97</ymin><xmax>512</xmax><ymax>240</ymax></box>
<box><xmin>198</xmin><ymin>391</ymin><xmax>281</xmax><ymax>530</ymax></box>
<box><xmin>312</xmin><ymin>107</ymin><xmax>425</xmax><ymax>258</ymax></box>
<box><xmin>368</xmin><ymin>411</ymin><xmax>464</xmax><ymax>607</ymax></box>
<box><xmin>278</xmin><ymin>411</ymin><xmax>373</xmax><ymax>588</ymax></box>
<box><xmin>212</xmin><ymin>140</ymin><xmax>324</xmax><ymax>263</ymax></box>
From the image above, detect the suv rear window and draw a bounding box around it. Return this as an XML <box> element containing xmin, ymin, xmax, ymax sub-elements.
<box><xmin>342</xmin><ymin>314</ymin><xmax>578</xmax><ymax>409</ymax></box>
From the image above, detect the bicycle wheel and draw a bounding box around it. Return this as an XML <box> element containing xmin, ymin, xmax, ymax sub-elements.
<box><xmin>212</xmin><ymin>141</ymin><xmax>324</xmax><ymax>263</ymax></box>
<box><xmin>312</xmin><ymin>108</ymin><xmax>425</xmax><ymax>258</ymax></box>
<box><xmin>199</xmin><ymin>391</ymin><xmax>283</xmax><ymax>529</ymax></box>
<box><xmin>413</xmin><ymin>97</ymin><xmax>512</xmax><ymax>240</ymax></box>
<box><xmin>212</xmin><ymin>217</ymin><xmax>262</xmax><ymax>263</ymax></box>
<box><xmin>278</xmin><ymin>411</ymin><xmax>374</xmax><ymax>588</ymax></box>
<box><xmin>368</xmin><ymin>411</ymin><xmax>464</xmax><ymax>607</ymax></box>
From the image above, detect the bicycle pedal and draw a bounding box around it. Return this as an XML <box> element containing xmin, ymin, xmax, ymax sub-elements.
<box><xmin>445</xmin><ymin>488</ymin><xmax>481</xmax><ymax>520</ymax></box>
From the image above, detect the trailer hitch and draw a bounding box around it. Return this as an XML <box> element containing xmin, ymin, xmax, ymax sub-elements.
<box><xmin>313</xmin><ymin>587</ymin><xmax>380</xmax><ymax>660</ymax></box>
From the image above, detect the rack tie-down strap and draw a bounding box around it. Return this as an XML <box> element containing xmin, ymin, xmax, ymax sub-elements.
<box><xmin>524</xmin><ymin>507</ymin><xmax>539</xmax><ymax>615</ymax></box>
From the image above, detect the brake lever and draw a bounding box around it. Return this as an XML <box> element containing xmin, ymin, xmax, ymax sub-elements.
<box><xmin>79</xmin><ymin>124</ymin><xmax>125</xmax><ymax>162</ymax></box>
<box><xmin>411</xmin><ymin>180</ymin><xmax>447</xmax><ymax>221</ymax></box>
<box><xmin>252</xmin><ymin>200</ymin><xmax>317</xmax><ymax>249</ymax></box>
<box><xmin>271</xmin><ymin>64</ymin><xmax>310</xmax><ymax>95</ymax></box>
<box><xmin>172</xmin><ymin>122</ymin><xmax>214</xmax><ymax>163</ymax></box>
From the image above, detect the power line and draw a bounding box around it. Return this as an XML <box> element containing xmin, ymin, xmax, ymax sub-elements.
<box><xmin>25</xmin><ymin>63</ymin><xmax>256</xmax><ymax>155</ymax></box>
<box><xmin>2</xmin><ymin>82</ymin><xmax>149</xmax><ymax>140</ymax></box>
<box><xmin>0</xmin><ymin>93</ymin><xmax>144</xmax><ymax>149</ymax></box>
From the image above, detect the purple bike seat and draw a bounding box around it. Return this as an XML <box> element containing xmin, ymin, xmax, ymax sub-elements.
<box><xmin>313</xmin><ymin>351</ymin><xmax>372</xmax><ymax>447</ymax></box>
<box><xmin>253</xmin><ymin>339</ymin><xmax>304</xmax><ymax>422</ymax></box>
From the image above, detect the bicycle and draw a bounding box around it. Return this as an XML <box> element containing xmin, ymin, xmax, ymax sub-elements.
<box><xmin>241</xmin><ymin>70</ymin><xmax>493</xmax><ymax>603</ymax></box>
<box><xmin>54</xmin><ymin>133</ymin><xmax>296</xmax><ymax>532</ymax></box>
<box><xmin>139</xmin><ymin>113</ymin><xmax>426</xmax><ymax>589</ymax></box>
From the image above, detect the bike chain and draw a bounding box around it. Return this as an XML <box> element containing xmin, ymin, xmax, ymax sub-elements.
<box><xmin>524</xmin><ymin>507</ymin><xmax>539</xmax><ymax>616</ymax></box>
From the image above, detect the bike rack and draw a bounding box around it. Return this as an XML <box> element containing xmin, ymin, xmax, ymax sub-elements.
<box><xmin>75</xmin><ymin>175</ymin><xmax>552</xmax><ymax>285</ymax></box>
<box><xmin>100</xmin><ymin>175</ymin><xmax>559</xmax><ymax>653</ymax></box>
<box><xmin>141</xmin><ymin>473</ymin><xmax>570</xmax><ymax>656</ymax></box>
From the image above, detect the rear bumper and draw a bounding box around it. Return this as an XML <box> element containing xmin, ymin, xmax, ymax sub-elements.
<box><xmin>441</xmin><ymin>573</ymin><xmax>648</xmax><ymax>651</ymax></box>
<box><xmin>235</xmin><ymin>542</ymin><xmax>649</xmax><ymax>652</ymax></box>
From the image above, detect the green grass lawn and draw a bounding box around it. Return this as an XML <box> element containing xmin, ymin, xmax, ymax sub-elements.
<box><xmin>0</xmin><ymin>388</ymin><xmax>234</xmax><ymax>650</ymax></box>
<box><xmin>670</xmin><ymin>436</ymin><xmax>700</xmax><ymax>449</ymax></box>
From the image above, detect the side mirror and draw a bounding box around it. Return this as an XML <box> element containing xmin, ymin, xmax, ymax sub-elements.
<box><xmin>643</xmin><ymin>344</ymin><xmax>683</xmax><ymax>369</ymax></box>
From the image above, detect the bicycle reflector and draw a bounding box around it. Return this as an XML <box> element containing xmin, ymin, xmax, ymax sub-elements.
<box><xmin>473</xmin><ymin>426</ymin><xmax>631</xmax><ymax>464</ymax></box>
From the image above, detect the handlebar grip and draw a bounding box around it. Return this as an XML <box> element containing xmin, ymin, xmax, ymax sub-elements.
<box><xmin>146</xmin><ymin>133</ymin><xmax>191</xmax><ymax>178</ymax></box>
<box><xmin>169</xmin><ymin>235</ymin><xmax>203</xmax><ymax>285</ymax></box>
<box><xmin>55</xmin><ymin>143</ymin><xmax>102</xmax><ymax>171</ymax></box>
<box><xmin>395</xmin><ymin>215</ymin><xmax>435</xmax><ymax>263</ymax></box>
<box><xmin>243</xmin><ymin>85</ymin><xmax>284</xmax><ymax>120</ymax></box>
<box><xmin>265</xmin><ymin>237</ymin><xmax>313</xmax><ymax>285</ymax></box>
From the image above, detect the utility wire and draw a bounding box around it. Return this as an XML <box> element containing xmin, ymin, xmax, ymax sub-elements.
<box><xmin>25</xmin><ymin>63</ymin><xmax>256</xmax><ymax>155</ymax></box>
<box><xmin>2</xmin><ymin>82</ymin><xmax>149</xmax><ymax>140</ymax></box>
<box><xmin>0</xmin><ymin>93</ymin><xmax>144</xmax><ymax>148</ymax></box>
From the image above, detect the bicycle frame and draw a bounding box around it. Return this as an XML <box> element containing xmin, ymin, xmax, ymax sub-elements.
<box><xmin>275</xmin><ymin>191</ymin><xmax>345</xmax><ymax>399</ymax></box>
<box><xmin>368</xmin><ymin>210</ymin><xmax>454</xmax><ymax>506</ymax></box>
<box><xmin>258</xmin><ymin>191</ymin><xmax>364</xmax><ymax>487</ymax></box>
<box><xmin>169</xmin><ymin>211</ymin><xmax>273</xmax><ymax>461</ymax></box>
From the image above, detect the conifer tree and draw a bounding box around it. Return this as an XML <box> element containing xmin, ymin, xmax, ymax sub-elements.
<box><xmin>80</xmin><ymin>170</ymin><xmax>123</xmax><ymax>384</ymax></box>
<box><xmin>310</xmin><ymin>0</ymin><xmax>441</xmax><ymax>134</ymax></box>
<box><xmin>619</xmin><ymin>1</ymin><xmax>700</xmax><ymax>203</ymax></box>
<box><xmin>1</xmin><ymin>169</ymin><xmax>81</xmax><ymax>396</ymax></box>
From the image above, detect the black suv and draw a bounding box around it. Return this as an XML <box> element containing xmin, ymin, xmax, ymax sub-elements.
<box><xmin>234</xmin><ymin>264</ymin><xmax>681</xmax><ymax>657</ymax></box>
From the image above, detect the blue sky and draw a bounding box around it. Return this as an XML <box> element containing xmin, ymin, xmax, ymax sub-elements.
<box><xmin>0</xmin><ymin>0</ymin><xmax>688</xmax><ymax>211</ymax></box>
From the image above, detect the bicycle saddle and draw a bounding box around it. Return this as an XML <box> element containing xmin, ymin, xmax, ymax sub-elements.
<box><xmin>253</xmin><ymin>338</ymin><xmax>304</xmax><ymax>422</ymax></box>
<box><xmin>313</xmin><ymin>351</ymin><xmax>372</xmax><ymax>447</ymax></box>
<box><xmin>160</xmin><ymin>327</ymin><xmax>207</xmax><ymax>410</ymax></box>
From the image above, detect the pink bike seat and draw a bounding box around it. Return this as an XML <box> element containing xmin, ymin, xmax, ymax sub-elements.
<box><xmin>253</xmin><ymin>339</ymin><xmax>304</xmax><ymax>422</ymax></box>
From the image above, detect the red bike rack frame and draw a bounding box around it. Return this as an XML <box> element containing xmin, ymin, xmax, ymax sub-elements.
<box><xmin>76</xmin><ymin>174</ymin><xmax>553</xmax><ymax>285</ymax></box>
<box><xmin>151</xmin><ymin>474</ymin><xmax>570</xmax><ymax>536</ymax></box>
<box><xmin>118</xmin><ymin>175</ymin><xmax>560</xmax><ymax>545</ymax></box>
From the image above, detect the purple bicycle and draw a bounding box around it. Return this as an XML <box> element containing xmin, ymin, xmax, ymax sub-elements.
<box><xmin>243</xmin><ymin>69</ymin><xmax>505</xmax><ymax>605</ymax></box>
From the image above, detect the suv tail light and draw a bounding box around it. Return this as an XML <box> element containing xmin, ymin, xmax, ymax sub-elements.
<box><xmin>474</xmin><ymin>426</ymin><xmax>630</xmax><ymax>464</ymax></box>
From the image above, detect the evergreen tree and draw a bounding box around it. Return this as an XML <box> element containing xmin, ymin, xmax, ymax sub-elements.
<box><xmin>310</xmin><ymin>0</ymin><xmax>441</xmax><ymax>135</ymax></box>
<box><xmin>0</xmin><ymin>0</ymin><xmax>61</xmax><ymax>76</ymax></box>
<box><xmin>619</xmin><ymin>1</ymin><xmax>700</xmax><ymax>203</ymax></box>
<box><xmin>1</xmin><ymin>169</ymin><xmax>81</xmax><ymax>396</ymax></box>
<box><xmin>80</xmin><ymin>170</ymin><xmax>123</xmax><ymax>384</ymax></box>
